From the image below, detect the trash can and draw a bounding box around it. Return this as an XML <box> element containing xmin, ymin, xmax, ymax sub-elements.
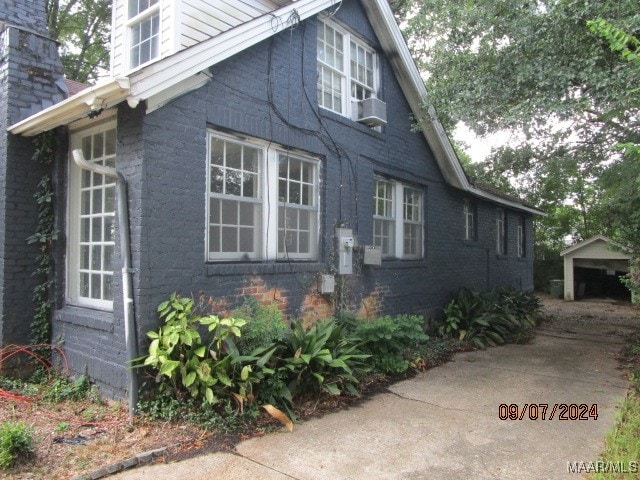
<box><xmin>549</xmin><ymin>279</ymin><xmax>564</xmax><ymax>299</ymax></box>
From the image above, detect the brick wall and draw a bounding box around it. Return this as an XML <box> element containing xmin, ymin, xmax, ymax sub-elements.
<box><xmin>53</xmin><ymin>0</ymin><xmax>535</xmax><ymax>396</ymax></box>
<box><xmin>0</xmin><ymin>2</ymin><xmax>64</xmax><ymax>358</ymax></box>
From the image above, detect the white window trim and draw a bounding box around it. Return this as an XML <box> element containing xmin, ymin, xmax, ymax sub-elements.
<box><xmin>373</xmin><ymin>176</ymin><xmax>424</xmax><ymax>260</ymax></box>
<box><xmin>206</xmin><ymin>130</ymin><xmax>321</xmax><ymax>262</ymax></box>
<box><xmin>67</xmin><ymin>120</ymin><xmax>117</xmax><ymax>311</ymax></box>
<box><xmin>126</xmin><ymin>1</ymin><xmax>161</xmax><ymax>71</ymax></box>
<box><xmin>517</xmin><ymin>217</ymin><xmax>525</xmax><ymax>258</ymax></box>
<box><xmin>317</xmin><ymin>19</ymin><xmax>379</xmax><ymax>119</ymax></box>
<box><xmin>496</xmin><ymin>208</ymin><xmax>506</xmax><ymax>255</ymax></box>
<box><xmin>463</xmin><ymin>199</ymin><xmax>476</xmax><ymax>241</ymax></box>
<box><xmin>373</xmin><ymin>177</ymin><xmax>395</xmax><ymax>258</ymax></box>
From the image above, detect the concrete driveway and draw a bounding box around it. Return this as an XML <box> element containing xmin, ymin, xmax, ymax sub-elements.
<box><xmin>111</xmin><ymin>299</ymin><xmax>634</xmax><ymax>480</ymax></box>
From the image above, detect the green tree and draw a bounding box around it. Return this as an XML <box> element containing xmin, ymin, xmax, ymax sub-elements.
<box><xmin>46</xmin><ymin>0</ymin><xmax>111</xmax><ymax>83</ymax></box>
<box><xmin>391</xmin><ymin>0</ymin><xmax>640</xmax><ymax>287</ymax></box>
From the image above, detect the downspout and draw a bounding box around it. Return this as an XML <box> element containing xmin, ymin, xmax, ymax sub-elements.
<box><xmin>72</xmin><ymin>149</ymin><xmax>138</xmax><ymax>419</ymax></box>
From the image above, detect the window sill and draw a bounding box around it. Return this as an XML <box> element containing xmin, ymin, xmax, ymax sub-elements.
<box><xmin>54</xmin><ymin>306</ymin><xmax>114</xmax><ymax>333</ymax></box>
<box><xmin>374</xmin><ymin>259</ymin><xmax>428</xmax><ymax>269</ymax></box>
<box><xmin>319</xmin><ymin>109</ymin><xmax>384</xmax><ymax>139</ymax></box>
<box><xmin>206</xmin><ymin>261</ymin><xmax>324</xmax><ymax>277</ymax></box>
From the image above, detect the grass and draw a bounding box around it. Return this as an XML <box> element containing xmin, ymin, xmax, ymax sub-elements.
<box><xmin>589</xmin><ymin>331</ymin><xmax>640</xmax><ymax>479</ymax></box>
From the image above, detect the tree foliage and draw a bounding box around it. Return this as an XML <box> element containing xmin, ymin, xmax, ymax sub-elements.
<box><xmin>391</xmin><ymin>0</ymin><xmax>640</xmax><ymax>287</ymax></box>
<box><xmin>46</xmin><ymin>0</ymin><xmax>111</xmax><ymax>83</ymax></box>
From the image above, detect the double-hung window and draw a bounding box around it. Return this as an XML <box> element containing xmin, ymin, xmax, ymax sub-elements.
<box><xmin>373</xmin><ymin>177</ymin><xmax>423</xmax><ymax>260</ymax></box>
<box><xmin>207</xmin><ymin>131</ymin><xmax>319</xmax><ymax>262</ymax></box>
<box><xmin>517</xmin><ymin>216</ymin><xmax>525</xmax><ymax>258</ymax></box>
<box><xmin>128</xmin><ymin>0</ymin><xmax>160</xmax><ymax>69</ymax></box>
<box><xmin>496</xmin><ymin>208</ymin><xmax>506</xmax><ymax>255</ymax></box>
<box><xmin>317</xmin><ymin>19</ymin><xmax>378</xmax><ymax>118</ymax></box>
<box><xmin>463</xmin><ymin>199</ymin><xmax>476</xmax><ymax>241</ymax></box>
<box><xmin>68</xmin><ymin>123</ymin><xmax>117</xmax><ymax>309</ymax></box>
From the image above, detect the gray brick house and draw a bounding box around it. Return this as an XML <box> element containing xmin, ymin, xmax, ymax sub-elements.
<box><xmin>3</xmin><ymin>0</ymin><xmax>543</xmax><ymax>400</ymax></box>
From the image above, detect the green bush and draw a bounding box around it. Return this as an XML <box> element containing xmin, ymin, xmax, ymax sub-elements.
<box><xmin>354</xmin><ymin>315</ymin><xmax>429</xmax><ymax>374</ymax></box>
<box><xmin>439</xmin><ymin>288</ymin><xmax>538</xmax><ymax>349</ymax></box>
<box><xmin>137</xmin><ymin>293</ymin><xmax>267</xmax><ymax>406</ymax></box>
<box><xmin>231</xmin><ymin>298</ymin><xmax>288</xmax><ymax>355</ymax></box>
<box><xmin>274</xmin><ymin>318</ymin><xmax>369</xmax><ymax>398</ymax></box>
<box><xmin>0</xmin><ymin>422</ymin><xmax>34</xmax><ymax>470</ymax></box>
<box><xmin>41</xmin><ymin>374</ymin><xmax>90</xmax><ymax>403</ymax></box>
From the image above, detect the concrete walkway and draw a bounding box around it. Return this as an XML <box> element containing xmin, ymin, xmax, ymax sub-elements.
<box><xmin>111</xmin><ymin>306</ymin><xmax>633</xmax><ymax>480</ymax></box>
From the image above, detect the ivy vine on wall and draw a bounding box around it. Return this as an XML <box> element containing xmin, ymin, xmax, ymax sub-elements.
<box><xmin>27</xmin><ymin>131</ymin><xmax>58</xmax><ymax>347</ymax></box>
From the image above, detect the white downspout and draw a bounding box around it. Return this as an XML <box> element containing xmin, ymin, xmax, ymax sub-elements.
<box><xmin>72</xmin><ymin>149</ymin><xmax>138</xmax><ymax>419</ymax></box>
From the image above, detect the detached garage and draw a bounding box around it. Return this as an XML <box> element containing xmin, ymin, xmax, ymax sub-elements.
<box><xmin>560</xmin><ymin>235</ymin><xmax>632</xmax><ymax>301</ymax></box>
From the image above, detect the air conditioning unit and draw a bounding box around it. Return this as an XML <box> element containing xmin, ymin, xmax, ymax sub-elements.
<box><xmin>357</xmin><ymin>97</ymin><xmax>387</xmax><ymax>127</ymax></box>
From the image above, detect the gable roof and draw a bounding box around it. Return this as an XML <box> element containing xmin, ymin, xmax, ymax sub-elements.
<box><xmin>560</xmin><ymin>234</ymin><xmax>632</xmax><ymax>257</ymax></box>
<box><xmin>7</xmin><ymin>0</ymin><xmax>543</xmax><ymax>215</ymax></box>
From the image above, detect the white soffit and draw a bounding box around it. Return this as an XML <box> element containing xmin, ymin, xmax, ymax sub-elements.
<box><xmin>8</xmin><ymin>78</ymin><xmax>130</xmax><ymax>136</ymax></box>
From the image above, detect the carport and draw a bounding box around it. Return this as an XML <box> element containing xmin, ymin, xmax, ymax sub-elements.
<box><xmin>560</xmin><ymin>234</ymin><xmax>632</xmax><ymax>301</ymax></box>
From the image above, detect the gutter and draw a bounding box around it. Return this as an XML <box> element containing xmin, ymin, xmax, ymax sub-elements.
<box><xmin>72</xmin><ymin>149</ymin><xmax>138</xmax><ymax>419</ymax></box>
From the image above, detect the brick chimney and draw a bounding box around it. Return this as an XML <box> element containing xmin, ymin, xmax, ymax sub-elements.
<box><xmin>0</xmin><ymin>0</ymin><xmax>65</xmax><ymax>359</ymax></box>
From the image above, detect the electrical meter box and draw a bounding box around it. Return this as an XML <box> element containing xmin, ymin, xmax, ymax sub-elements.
<box><xmin>336</xmin><ymin>228</ymin><xmax>354</xmax><ymax>275</ymax></box>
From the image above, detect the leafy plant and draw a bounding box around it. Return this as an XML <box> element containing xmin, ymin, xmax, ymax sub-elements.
<box><xmin>138</xmin><ymin>293</ymin><xmax>265</xmax><ymax>407</ymax></box>
<box><xmin>355</xmin><ymin>315</ymin><xmax>429</xmax><ymax>374</ymax></box>
<box><xmin>275</xmin><ymin>319</ymin><xmax>369</xmax><ymax>398</ymax></box>
<box><xmin>0</xmin><ymin>422</ymin><xmax>34</xmax><ymax>470</ymax></box>
<box><xmin>231</xmin><ymin>298</ymin><xmax>288</xmax><ymax>355</ymax></box>
<box><xmin>41</xmin><ymin>374</ymin><xmax>90</xmax><ymax>403</ymax></box>
<box><xmin>439</xmin><ymin>288</ymin><xmax>538</xmax><ymax>349</ymax></box>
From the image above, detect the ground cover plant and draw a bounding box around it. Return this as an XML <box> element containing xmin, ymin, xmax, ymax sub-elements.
<box><xmin>589</xmin><ymin>330</ymin><xmax>640</xmax><ymax>480</ymax></box>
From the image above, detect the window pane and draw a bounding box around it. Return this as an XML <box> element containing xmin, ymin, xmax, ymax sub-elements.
<box><xmin>226</xmin><ymin>142</ymin><xmax>242</xmax><ymax>170</ymax></box>
<box><xmin>80</xmin><ymin>245</ymin><xmax>90</xmax><ymax>269</ymax></box>
<box><xmin>221</xmin><ymin>200</ymin><xmax>237</xmax><ymax>225</ymax></box>
<box><xmin>225</xmin><ymin>170</ymin><xmax>241</xmax><ymax>196</ymax></box>
<box><xmin>211</xmin><ymin>138</ymin><xmax>224</xmax><ymax>166</ymax></box>
<box><xmin>221</xmin><ymin>226</ymin><xmax>238</xmax><ymax>252</ymax></box>
<box><xmin>239</xmin><ymin>228</ymin><xmax>254</xmax><ymax>252</ymax></box>
<box><xmin>211</xmin><ymin>166</ymin><xmax>224</xmax><ymax>193</ymax></box>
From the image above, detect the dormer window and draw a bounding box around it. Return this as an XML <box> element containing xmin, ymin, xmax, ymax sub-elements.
<box><xmin>317</xmin><ymin>19</ymin><xmax>379</xmax><ymax>118</ymax></box>
<box><xmin>128</xmin><ymin>0</ymin><xmax>160</xmax><ymax>69</ymax></box>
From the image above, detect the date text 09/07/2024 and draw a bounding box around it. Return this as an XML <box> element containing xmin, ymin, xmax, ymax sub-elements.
<box><xmin>498</xmin><ymin>403</ymin><xmax>598</xmax><ymax>421</ymax></box>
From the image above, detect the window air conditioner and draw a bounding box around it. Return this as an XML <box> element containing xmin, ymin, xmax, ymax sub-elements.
<box><xmin>357</xmin><ymin>97</ymin><xmax>387</xmax><ymax>127</ymax></box>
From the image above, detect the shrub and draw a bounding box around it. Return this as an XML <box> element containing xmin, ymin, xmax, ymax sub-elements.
<box><xmin>355</xmin><ymin>315</ymin><xmax>429</xmax><ymax>374</ymax></box>
<box><xmin>137</xmin><ymin>293</ymin><xmax>264</xmax><ymax>407</ymax></box>
<box><xmin>41</xmin><ymin>374</ymin><xmax>90</xmax><ymax>403</ymax></box>
<box><xmin>231</xmin><ymin>298</ymin><xmax>288</xmax><ymax>355</ymax></box>
<box><xmin>0</xmin><ymin>422</ymin><xmax>34</xmax><ymax>470</ymax></box>
<box><xmin>439</xmin><ymin>288</ymin><xmax>538</xmax><ymax>349</ymax></box>
<box><xmin>275</xmin><ymin>318</ymin><xmax>369</xmax><ymax>398</ymax></box>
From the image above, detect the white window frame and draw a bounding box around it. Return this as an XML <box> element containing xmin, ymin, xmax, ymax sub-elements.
<box><xmin>373</xmin><ymin>177</ymin><xmax>395</xmax><ymax>258</ymax></box>
<box><xmin>317</xmin><ymin>19</ymin><xmax>379</xmax><ymax>119</ymax></box>
<box><xmin>463</xmin><ymin>199</ymin><xmax>476</xmax><ymax>241</ymax></box>
<box><xmin>127</xmin><ymin>0</ymin><xmax>161</xmax><ymax>70</ymax></box>
<box><xmin>517</xmin><ymin>216</ymin><xmax>525</xmax><ymax>258</ymax></box>
<box><xmin>67</xmin><ymin>121</ymin><xmax>117</xmax><ymax>310</ymax></box>
<box><xmin>206</xmin><ymin>130</ymin><xmax>320</xmax><ymax>262</ymax></box>
<box><xmin>496</xmin><ymin>208</ymin><xmax>506</xmax><ymax>255</ymax></box>
<box><xmin>373</xmin><ymin>176</ymin><xmax>423</xmax><ymax>260</ymax></box>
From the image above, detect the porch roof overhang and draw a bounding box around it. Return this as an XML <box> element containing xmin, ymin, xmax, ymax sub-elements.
<box><xmin>8</xmin><ymin>77</ymin><xmax>130</xmax><ymax>137</ymax></box>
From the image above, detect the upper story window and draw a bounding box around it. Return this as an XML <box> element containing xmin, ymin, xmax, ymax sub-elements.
<box><xmin>496</xmin><ymin>208</ymin><xmax>506</xmax><ymax>255</ymax></box>
<box><xmin>317</xmin><ymin>19</ymin><xmax>378</xmax><ymax>118</ymax></box>
<box><xmin>517</xmin><ymin>216</ymin><xmax>526</xmax><ymax>258</ymax></box>
<box><xmin>68</xmin><ymin>122</ymin><xmax>117</xmax><ymax>310</ymax></box>
<box><xmin>128</xmin><ymin>0</ymin><xmax>160</xmax><ymax>69</ymax></box>
<box><xmin>463</xmin><ymin>199</ymin><xmax>476</xmax><ymax>241</ymax></box>
<box><xmin>373</xmin><ymin>176</ymin><xmax>423</xmax><ymax>260</ymax></box>
<box><xmin>207</xmin><ymin>131</ymin><xmax>320</xmax><ymax>262</ymax></box>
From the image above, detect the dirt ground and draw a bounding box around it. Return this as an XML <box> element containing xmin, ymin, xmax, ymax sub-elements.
<box><xmin>1</xmin><ymin>294</ymin><xmax>638</xmax><ymax>480</ymax></box>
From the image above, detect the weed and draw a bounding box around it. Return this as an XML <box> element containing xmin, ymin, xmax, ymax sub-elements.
<box><xmin>0</xmin><ymin>422</ymin><xmax>35</xmax><ymax>470</ymax></box>
<box><xmin>55</xmin><ymin>422</ymin><xmax>70</xmax><ymax>433</ymax></box>
<box><xmin>42</xmin><ymin>374</ymin><xmax>90</xmax><ymax>403</ymax></box>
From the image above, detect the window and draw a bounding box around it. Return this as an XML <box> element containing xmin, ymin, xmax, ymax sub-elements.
<box><xmin>278</xmin><ymin>154</ymin><xmax>319</xmax><ymax>259</ymax></box>
<box><xmin>207</xmin><ymin>131</ymin><xmax>319</xmax><ymax>262</ymax></box>
<box><xmin>68</xmin><ymin>123</ymin><xmax>117</xmax><ymax>309</ymax></box>
<box><xmin>317</xmin><ymin>20</ymin><xmax>378</xmax><ymax>117</ymax></box>
<box><xmin>373</xmin><ymin>177</ymin><xmax>423</xmax><ymax>260</ymax></box>
<box><xmin>463</xmin><ymin>199</ymin><xmax>476</xmax><ymax>241</ymax></box>
<box><xmin>496</xmin><ymin>208</ymin><xmax>506</xmax><ymax>255</ymax></box>
<box><xmin>128</xmin><ymin>0</ymin><xmax>160</xmax><ymax>69</ymax></box>
<box><xmin>517</xmin><ymin>216</ymin><xmax>525</xmax><ymax>257</ymax></box>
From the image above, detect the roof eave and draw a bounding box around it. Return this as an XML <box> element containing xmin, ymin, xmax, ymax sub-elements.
<box><xmin>8</xmin><ymin>77</ymin><xmax>130</xmax><ymax>136</ymax></box>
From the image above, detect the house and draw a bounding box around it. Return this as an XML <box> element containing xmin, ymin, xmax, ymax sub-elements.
<box><xmin>560</xmin><ymin>235</ymin><xmax>632</xmax><ymax>301</ymax></box>
<box><xmin>1</xmin><ymin>0</ymin><xmax>543</xmax><ymax>401</ymax></box>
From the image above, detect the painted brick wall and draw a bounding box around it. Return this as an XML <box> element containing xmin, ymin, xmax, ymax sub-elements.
<box><xmin>54</xmin><ymin>0</ymin><xmax>535</xmax><ymax>395</ymax></box>
<box><xmin>0</xmin><ymin>3</ymin><xmax>65</xmax><ymax>354</ymax></box>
